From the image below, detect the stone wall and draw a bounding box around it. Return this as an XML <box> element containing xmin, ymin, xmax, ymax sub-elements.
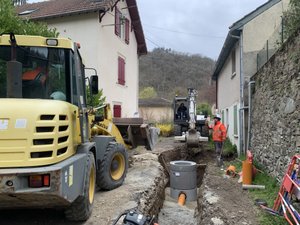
<box><xmin>250</xmin><ymin>31</ymin><xmax>300</xmax><ymax>180</ymax></box>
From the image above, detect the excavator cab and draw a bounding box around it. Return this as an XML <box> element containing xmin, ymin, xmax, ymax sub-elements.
<box><xmin>173</xmin><ymin>88</ymin><xmax>209</xmax><ymax>147</ymax></box>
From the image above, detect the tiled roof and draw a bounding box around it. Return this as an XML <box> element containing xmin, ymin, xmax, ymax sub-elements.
<box><xmin>16</xmin><ymin>0</ymin><xmax>110</xmax><ymax>20</ymax></box>
<box><xmin>16</xmin><ymin>0</ymin><xmax>147</xmax><ymax>54</ymax></box>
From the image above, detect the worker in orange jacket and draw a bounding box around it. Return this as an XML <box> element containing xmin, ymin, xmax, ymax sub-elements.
<box><xmin>212</xmin><ymin>114</ymin><xmax>227</xmax><ymax>156</ymax></box>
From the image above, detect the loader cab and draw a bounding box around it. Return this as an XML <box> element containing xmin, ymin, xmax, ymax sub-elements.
<box><xmin>0</xmin><ymin>34</ymin><xmax>96</xmax><ymax>143</ymax></box>
<box><xmin>0</xmin><ymin>35</ymin><xmax>92</xmax><ymax>109</ymax></box>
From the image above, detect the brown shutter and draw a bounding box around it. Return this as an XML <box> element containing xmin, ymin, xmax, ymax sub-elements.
<box><xmin>115</xmin><ymin>7</ymin><xmax>120</xmax><ymax>36</ymax></box>
<box><xmin>113</xmin><ymin>105</ymin><xmax>121</xmax><ymax>118</ymax></box>
<box><xmin>118</xmin><ymin>56</ymin><xmax>125</xmax><ymax>85</ymax></box>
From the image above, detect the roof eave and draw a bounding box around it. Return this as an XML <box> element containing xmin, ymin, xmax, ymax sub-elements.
<box><xmin>212</xmin><ymin>29</ymin><xmax>241</xmax><ymax>80</ymax></box>
<box><xmin>126</xmin><ymin>0</ymin><xmax>147</xmax><ymax>55</ymax></box>
<box><xmin>27</xmin><ymin>8</ymin><xmax>105</xmax><ymax>21</ymax></box>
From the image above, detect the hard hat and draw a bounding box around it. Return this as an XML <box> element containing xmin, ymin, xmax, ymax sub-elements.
<box><xmin>50</xmin><ymin>91</ymin><xmax>66</xmax><ymax>101</ymax></box>
<box><xmin>214</xmin><ymin>114</ymin><xmax>221</xmax><ymax>119</ymax></box>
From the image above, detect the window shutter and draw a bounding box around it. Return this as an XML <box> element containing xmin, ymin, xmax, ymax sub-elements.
<box><xmin>118</xmin><ymin>56</ymin><xmax>125</xmax><ymax>85</ymax></box>
<box><xmin>125</xmin><ymin>18</ymin><xmax>130</xmax><ymax>44</ymax></box>
<box><xmin>121</xmin><ymin>58</ymin><xmax>125</xmax><ymax>85</ymax></box>
<box><xmin>113</xmin><ymin>105</ymin><xmax>121</xmax><ymax>118</ymax></box>
<box><xmin>115</xmin><ymin>8</ymin><xmax>120</xmax><ymax>36</ymax></box>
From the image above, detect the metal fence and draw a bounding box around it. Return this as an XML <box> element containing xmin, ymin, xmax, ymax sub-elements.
<box><xmin>257</xmin><ymin>20</ymin><xmax>284</xmax><ymax>71</ymax></box>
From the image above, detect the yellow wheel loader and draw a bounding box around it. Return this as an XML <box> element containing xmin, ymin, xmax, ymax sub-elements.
<box><xmin>0</xmin><ymin>34</ymin><xmax>156</xmax><ymax>221</ymax></box>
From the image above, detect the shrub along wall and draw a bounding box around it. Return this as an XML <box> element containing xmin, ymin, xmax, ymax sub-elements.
<box><xmin>250</xmin><ymin>30</ymin><xmax>300</xmax><ymax>181</ymax></box>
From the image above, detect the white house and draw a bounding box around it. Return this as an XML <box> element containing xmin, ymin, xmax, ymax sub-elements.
<box><xmin>17</xmin><ymin>0</ymin><xmax>147</xmax><ymax>118</ymax></box>
<box><xmin>212</xmin><ymin>0</ymin><xmax>289</xmax><ymax>155</ymax></box>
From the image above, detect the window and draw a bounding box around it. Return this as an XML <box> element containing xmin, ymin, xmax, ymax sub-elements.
<box><xmin>125</xmin><ymin>18</ymin><xmax>130</xmax><ymax>44</ymax></box>
<box><xmin>115</xmin><ymin>7</ymin><xmax>130</xmax><ymax>44</ymax></box>
<box><xmin>226</xmin><ymin>108</ymin><xmax>229</xmax><ymax>126</ymax></box>
<box><xmin>222</xmin><ymin>110</ymin><xmax>224</xmax><ymax>123</ymax></box>
<box><xmin>231</xmin><ymin>49</ymin><xmax>236</xmax><ymax>77</ymax></box>
<box><xmin>233</xmin><ymin>105</ymin><xmax>238</xmax><ymax>135</ymax></box>
<box><xmin>113</xmin><ymin>104</ymin><xmax>122</xmax><ymax>118</ymax></box>
<box><xmin>118</xmin><ymin>56</ymin><xmax>125</xmax><ymax>85</ymax></box>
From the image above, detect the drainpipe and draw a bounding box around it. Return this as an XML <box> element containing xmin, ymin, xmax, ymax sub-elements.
<box><xmin>216</xmin><ymin>79</ymin><xmax>218</xmax><ymax>109</ymax></box>
<box><xmin>239</xmin><ymin>31</ymin><xmax>246</xmax><ymax>156</ymax></box>
<box><xmin>247</xmin><ymin>81</ymin><xmax>255</xmax><ymax>151</ymax></box>
<box><xmin>230</xmin><ymin>31</ymin><xmax>245</xmax><ymax>156</ymax></box>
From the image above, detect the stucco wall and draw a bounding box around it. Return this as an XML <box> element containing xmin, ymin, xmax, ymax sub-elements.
<box><xmin>242</xmin><ymin>0</ymin><xmax>289</xmax><ymax>79</ymax></box>
<box><xmin>217</xmin><ymin>43</ymin><xmax>240</xmax><ymax>151</ymax></box>
<box><xmin>44</xmin><ymin>0</ymin><xmax>140</xmax><ymax>117</ymax></box>
<box><xmin>251</xmin><ymin>31</ymin><xmax>300</xmax><ymax>180</ymax></box>
<box><xmin>139</xmin><ymin>106</ymin><xmax>173</xmax><ymax>123</ymax></box>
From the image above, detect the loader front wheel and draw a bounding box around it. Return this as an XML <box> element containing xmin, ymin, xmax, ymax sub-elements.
<box><xmin>97</xmin><ymin>142</ymin><xmax>128</xmax><ymax>190</ymax></box>
<box><xmin>65</xmin><ymin>152</ymin><xmax>96</xmax><ymax>221</ymax></box>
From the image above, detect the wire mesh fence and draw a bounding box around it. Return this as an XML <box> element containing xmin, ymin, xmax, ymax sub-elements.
<box><xmin>257</xmin><ymin>20</ymin><xmax>284</xmax><ymax>71</ymax></box>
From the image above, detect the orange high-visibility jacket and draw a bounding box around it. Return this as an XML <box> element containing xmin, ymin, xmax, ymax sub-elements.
<box><xmin>212</xmin><ymin>121</ymin><xmax>227</xmax><ymax>142</ymax></box>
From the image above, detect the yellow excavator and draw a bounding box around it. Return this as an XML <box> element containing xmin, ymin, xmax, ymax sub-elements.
<box><xmin>0</xmin><ymin>34</ymin><xmax>155</xmax><ymax>221</ymax></box>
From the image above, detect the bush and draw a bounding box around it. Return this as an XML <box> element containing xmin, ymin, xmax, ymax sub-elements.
<box><xmin>283</xmin><ymin>0</ymin><xmax>300</xmax><ymax>39</ymax></box>
<box><xmin>196</xmin><ymin>103</ymin><xmax>212</xmax><ymax>116</ymax></box>
<box><xmin>222</xmin><ymin>138</ymin><xmax>237</xmax><ymax>157</ymax></box>
<box><xmin>156</xmin><ymin>123</ymin><xmax>173</xmax><ymax>137</ymax></box>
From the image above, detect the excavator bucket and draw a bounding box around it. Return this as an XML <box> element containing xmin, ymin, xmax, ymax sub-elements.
<box><xmin>112</xmin><ymin>118</ymin><xmax>158</xmax><ymax>150</ymax></box>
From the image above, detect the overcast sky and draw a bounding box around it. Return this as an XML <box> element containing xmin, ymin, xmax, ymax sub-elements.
<box><xmin>28</xmin><ymin>0</ymin><xmax>267</xmax><ymax>59</ymax></box>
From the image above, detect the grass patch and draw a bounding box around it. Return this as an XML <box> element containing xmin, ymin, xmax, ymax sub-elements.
<box><xmin>208</xmin><ymin>137</ymin><xmax>237</xmax><ymax>157</ymax></box>
<box><xmin>222</xmin><ymin>138</ymin><xmax>237</xmax><ymax>157</ymax></box>
<box><xmin>226</xmin><ymin>158</ymin><xmax>286</xmax><ymax>225</ymax></box>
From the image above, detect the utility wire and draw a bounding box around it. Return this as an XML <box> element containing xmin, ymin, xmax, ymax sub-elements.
<box><xmin>145</xmin><ymin>37</ymin><xmax>161</xmax><ymax>48</ymax></box>
<box><xmin>143</xmin><ymin>23</ymin><xmax>225</xmax><ymax>39</ymax></box>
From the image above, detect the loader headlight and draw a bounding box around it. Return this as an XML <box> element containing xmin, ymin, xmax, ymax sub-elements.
<box><xmin>46</xmin><ymin>39</ymin><xmax>58</xmax><ymax>46</ymax></box>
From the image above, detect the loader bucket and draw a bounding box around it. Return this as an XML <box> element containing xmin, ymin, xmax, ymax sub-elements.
<box><xmin>112</xmin><ymin>118</ymin><xmax>158</xmax><ymax>150</ymax></box>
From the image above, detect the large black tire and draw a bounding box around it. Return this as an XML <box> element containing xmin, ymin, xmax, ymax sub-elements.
<box><xmin>173</xmin><ymin>124</ymin><xmax>182</xmax><ymax>136</ymax></box>
<box><xmin>65</xmin><ymin>152</ymin><xmax>96</xmax><ymax>221</ymax></box>
<box><xmin>97</xmin><ymin>142</ymin><xmax>128</xmax><ymax>190</ymax></box>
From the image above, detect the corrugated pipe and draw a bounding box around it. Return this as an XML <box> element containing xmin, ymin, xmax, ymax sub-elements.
<box><xmin>178</xmin><ymin>193</ymin><xmax>186</xmax><ymax>206</ymax></box>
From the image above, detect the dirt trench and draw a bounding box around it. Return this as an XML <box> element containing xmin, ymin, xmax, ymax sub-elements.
<box><xmin>0</xmin><ymin>138</ymin><xmax>259</xmax><ymax>225</ymax></box>
<box><xmin>135</xmin><ymin>139</ymin><xmax>260</xmax><ymax>225</ymax></box>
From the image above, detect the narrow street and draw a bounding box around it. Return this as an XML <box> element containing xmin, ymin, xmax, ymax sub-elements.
<box><xmin>0</xmin><ymin>137</ymin><xmax>259</xmax><ymax>225</ymax></box>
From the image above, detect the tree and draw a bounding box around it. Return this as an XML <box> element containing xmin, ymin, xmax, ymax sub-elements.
<box><xmin>139</xmin><ymin>86</ymin><xmax>158</xmax><ymax>99</ymax></box>
<box><xmin>197</xmin><ymin>103</ymin><xmax>212</xmax><ymax>116</ymax></box>
<box><xmin>0</xmin><ymin>0</ymin><xmax>58</xmax><ymax>37</ymax></box>
<box><xmin>283</xmin><ymin>0</ymin><xmax>300</xmax><ymax>38</ymax></box>
<box><xmin>86</xmin><ymin>86</ymin><xmax>106</xmax><ymax>115</ymax></box>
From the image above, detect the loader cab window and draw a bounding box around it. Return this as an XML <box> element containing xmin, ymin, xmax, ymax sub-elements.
<box><xmin>0</xmin><ymin>46</ymin><xmax>71</xmax><ymax>101</ymax></box>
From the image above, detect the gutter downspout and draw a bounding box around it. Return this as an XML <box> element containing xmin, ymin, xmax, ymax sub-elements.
<box><xmin>239</xmin><ymin>31</ymin><xmax>245</xmax><ymax>156</ymax></box>
<box><xmin>247</xmin><ymin>81</ymin><xmax>255</xmax><ymax>151</ymax></box>
<box><xmin>230</xmin><ymin>31</ymin><xmax>245</xmax><ymax>156</ymax></box>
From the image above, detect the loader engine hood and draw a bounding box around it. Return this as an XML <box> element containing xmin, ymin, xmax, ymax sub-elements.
<box><xmin>0</xmin><ymin>99</ymin><xmax>80</xmax><ymax>168</ymax></box>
